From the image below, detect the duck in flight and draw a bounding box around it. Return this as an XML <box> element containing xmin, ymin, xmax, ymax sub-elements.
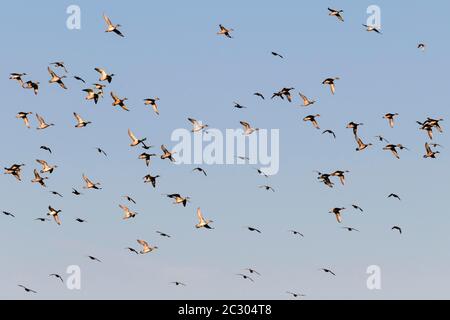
<box><xmin>10</xmin><ymin>72</ymin><xmax>27</xmax><ymax>86</ymax></box>
<box><xmin>111</xmin><ymin>92</ymin><xmax>130</xmax><ymax>111</ymax></box>
<box><xmin>16</xmin><ymin>112</ymin><xmax>33</xmax><ymax>128</ymax></box>
<box><xmin>50</xmin><ymin>61</ymin><xmax>68</xmax><ymax>73</ymax></box>
<box><xmin>196</xmin><ymin>207</ymin><xmax>214</xmax><ymax>229</ymax></box>
<box><xmin>392</xmin><ymin>226</ymin><xmax>402</xmax><ymax>234</ymax></box>
<box><xmin>166</xmin><ymin>194</ymin><xmax>190</xmax><ymax>207</ymax></box>
<box><xmin>31</xmin><ymin>169</ymin><xmax>48</xmax><ymax>187</ymax></box>
<box><xmin>322</xmin><ymin>77</ymin><xmax>339</xmax><ymax>95</ymax></box>
<box><xmin>47</xmin><ymin>206</ymin><xmax>62</xmax><ymax>225</ymax></box>
<box><xmin>351</xmin><ymin>204</ymin><xmax>364</xmax><ymax>212</ymax></box>
<box><xmin>271</xmin><ymin>51</ymin><xmax>284</xmax><ymax>59</ymax></box>
<box><xmin>137</xmin><ymin>239</ymin><xmax>158</xmax><ymax>254</ymax></box>
<box><xmin>193</xmin><ymin>167</ymin><xmax>207</xmax><ymax>176</ymax></box>
<box><xmin>36</xmin><ymin>114</ymin><xmax>54</xmax><ymax>130</ymax></box>
<box><xmin>82</xmin><ymin>174</ymin><xmax>102</xmax><ymax>190</ymax></box>
<box><xmin>83</xmin><ymin>89</ymin><xmax>99</xmax><ymax>104</ymax></box>
<box><xmin>383</xmin><ymin>113</ymin><xmax>399</xmax><ymax>128</ymax></box>
<box><xmin>2</xmin><ymin>211</ymin><xmax>15</xmax><ymax>218</ymax></box>
<box><xmin>22</xmin><ymin>80</ymin><xmax>39</xmax><ymax>95</ymax></box>
<box><xmin>119</xmin><ymin>204</ymin><xmax>138</xmax><ymax>220</ymax></box>
<box><xmin>144</xmin><ymin>97</ymin><xmax>160</xmax><ymax>115</ymax></box>
<box><xmin>319</xmin><ymin>268</ymin><xmax>336</xmax><ymax>276</ymax></box>
<box><xmin>356</xmin><ymin>137</ymin><xmax>373</xmax><ymax>151</ymax></box>
<box><xmin>363</xmin><ymin>24</ymin><xmax>382</xmax><ymax>34</ymax></box>
<box><xmin>36</xmin><ymin>159</ymin><xmax>57</xmax><ymax>174</ymax></box>
<box><xmin>128</xmin><ymin>129</ymin><xmax>147</xmax><ymax>147</ymax></box>
<box><xmin>424</xmin><ymin>142</ymin><xmax>440</xmax><ymax>158</ymax></box>
<box><xmin>95</xmin><ymin>67</ymin><xmax>115</xmax><ymax>83</ymax></box>
<box><xmin>18</xmin><ymin>285</ymin><xmax>37</xmax><ymax>294</ymax></box>
<box><xmin>388</xmin><ymin>193</ymin><xmax>401</xmax><ymax>201</ymax></box>
<box><xmin>303</xmin><ymin>114</ymin><xmax>320</xmax><ymax>129</ymax></box>
<box><xmin>161</xmin><ymin>145</ymin><xmax>176</xmax><ymax>162</ymax></box>
<box><xmin>139</xmin><ymin>152</ymin><xmax>157</xmax><ymax>167</ymax></box>
<box><xmin>329</xmin><ymin>207</ymin><xmax>345</xmax><ymax>223</ymax></box>
<box><xmin>240</xmin><ymin>121</ymin><xmax>259</xmax><ymax>135</ymax></box>
<box><xmin>49</xmin><ymin>274</ymin><xmax>64</xmax><ymax>283</ymax></box>
<box><xmin>143</xmin><ymin>174</ymin><xmax>160</xmax><ymax>188</ymax></box>
<box><xmin>245</xmin><ymin>226</ymin><xmax>261</xmax><ymax>233</ymax></box>
<box><xmin>259</xmin><ymin>185</ymin><xmax>275</xmax><ymax>192</ymax></box>
<box><xmin>236</xmin><ymin>274</ymin><xmax>254</xmax><ymax>282</ymax></box>
<box><xmin>4</xmin><ymin>164</ymin><xmax>25</xmax><ymax>181</ymax></box>
<box><xmin>73</xmin><ymin>113</ymin><xmax>91</xmax><ymax>128</ymax></box>
<box><xmin>328</xmin><ymin>8</ymin><xmax>344</xmax><ymax>22</ymax></box>
<box><xmin>299</xmin><ymin>92</ymin><xmax>316</xmax><ymax>107</ymax></box>
<box><xmin>217</xmin><ymin>24</ymin><xmax>234</xmax><ymax>38</ymax></box>
<box><xmin>253</xmin><ymin>92</ymin><xmax>265</xmax><ymax>100</ymax></box>
<box><xmin>188</xmin><ymin>118</ymin><xmax>209</xmax><ymax>132</ymax></box>
<box><xmin>103</xmin><ymin>13</ymin><xmax>124</xmax><ymax>37</ymax></box>
<box><xmin>48</xmin><ymin>67</ymin><xmax>67</xmax><ymax>89</ymax></box>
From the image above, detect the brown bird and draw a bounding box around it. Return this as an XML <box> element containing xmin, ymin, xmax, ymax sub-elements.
<box><xmin>303</xmin><ymin>114</ymin><xmax>320</xmax><ymax>129</ymax></box>
<box><xmin>383</xmin><ymin>113</ymin><xmax>399</xmax><ymax>128</ymax></box>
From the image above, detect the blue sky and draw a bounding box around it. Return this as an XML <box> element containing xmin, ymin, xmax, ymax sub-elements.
<box><xmin>1</xmin><ymin>0</ymin><xmax>449</xmax><ymax>299</ymax></box>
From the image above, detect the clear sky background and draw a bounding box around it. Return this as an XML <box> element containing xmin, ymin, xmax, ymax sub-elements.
<box><xmin>1</xmin><ymin>0</ymin><xmax>449</xmax><ymax>299</ymax></box>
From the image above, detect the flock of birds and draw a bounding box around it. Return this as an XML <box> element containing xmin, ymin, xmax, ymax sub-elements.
<box><xmin>3</xmin><ymin>7</ymin><xmax>444</xmax><ymax>299</ymax></box>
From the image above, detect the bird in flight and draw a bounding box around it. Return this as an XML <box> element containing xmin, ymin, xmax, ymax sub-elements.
<box><xmin>362</xmin><ymin>24</ymin><xmax>382</xmax><ymax>34</ymax></box>
<box><xmin>217</xmin><ymin>24</ymin><xmax>234</xmax><ymax>38</ymax></box>
<box><xmin>303</xmin><ymin>114</ymin><xmax>321</xmax><ymax>130</ymax></box>
<box><xmin>193</xmin><ymin>167</ymin><xmax>207</xmax><ymax>176</ymax></box>
<box><xmin>342</xmin><ymin>227</ymin><xmax>359</xmax><ymax>232</ymax></box>
<box><xmin>47</xmin><ymin>206</ymin><xmax>62</xmax><ymax>225</ymax></box>
<box><xmin>287</xmin><ymin>291</ymin><xmax>306</xmax><ymax>298</ymax></box>
<box><xmin>329</xmin><ymin>207</ymin><xmax>345</xmax><ymax>223</ymax></box>
<box><xmin>166</xmin><ymin>194</ymin><xmax>190</xmax><ymax>207</ymax></box>
<box><xmin>10</xmin><ymin>72</ymin><xmax>27</xmax><ymax>86</ymax></box>
<box><xmin>171</xmin><ymin>281</ymin><xmax>187</xmax><ymax>286</ymax></box>
<box><xmin>22</xmin><ymin>80</ymin><xmax>40</xmax><ymax>95</ymax></box>
<box><xmin>375</xmin><ymin>135</ymin><xmax>389</xmax><ymax>143</ymax></box>
<box><xmin>288</xmin><ymin>230</ymin><xmax>304</xmax><ymax>237</ymax></box>
<box><xmin>383</xmin><ymin>113</ymin><xmax>399</xmax><ymax>128</ymax></box>
<box><xmin>123</xmin><ymin>195</ymin><xmax>136</xmax><ymax>204</ymax></box>
<box><xmin>2</xmin><ymin>211</ymin><xmax>15</xmax><ymax>218</ymax></box>
<box><xmin>322</xmin><ymin>77</ymin><xmax>339</xmax><ymax>95</ymax></box>
<box><xmin>156</xmin><ymin>231</ymin><xmax>171</xmax><ymax>238</ymax></box>
<box><xmin>188</xmin><ymin>118</ymin><xmax>209</xmax><ymax>132</ymax></box>
<box><xmin>351</xmin><ymin>204</ymin><xmax>364</xmax><ymax>212</ymax></box>
<box><xmin>271</xmin><ymin>51</ymin><xmax>284</xmax><ymax>59</ymax></box>
<box><xmin>128</xmin><ymin>129</ymin><xmax>147</xmax><ymax>147</ymax></box>
<box><xmin>236</xmin><ymin>274</ymin><xmax>254</xmax><ymax>282</ymax></box>
<box><xmin>319</xmin><ymin>268</ymin><xmax>336</xmax><ymax>276</ymax></box>
<box><xmin>328</xmin><ymin>8</ymin><xmax>344</xmax><ymax>22</ymax></box>
<box><xmin>355</xmin><ymin>137</ymin><xmax>373</xmax><ymax>152</ymax></box>
<box><xmin>119</xmin><ymin>204</ymin><xmax>138</xmax><ymax>220</ymax></box>
<box><xmin>259</xmin><ymin>185</ymin><xmax>275</xmax><ymax>192</ymax></box>
<box><xmin>49</xmin><ymin>274</ymin><xmax>64</xmax><ymax>283</ymax></box>
<box><xmin>346</xmin><ymin>122</ymin><xmax>364</xmax><ymax>139</ymax></box>
<box><xmin>35</xmin><ymin>217</ymin><xmax>50</xmax><ymax>222</ymax></box>
<box><xmin>50</xmin><ymin>191</ymin><xmax>63</xmax><ymax>198</ymax></box>
<box><xmin>47</xmin><ymin>66</ymin><xmax>67</xmax><ymax>90</ymax></box>
<box><xmin>4</xmin><ymin>163</ymin><xmax>25</xmax><ymax>181</ymax></box>
<box><xmin>36</xmin><ymin>114</ymin><xmax>54</xmax><ymax>130</ymax></box>
<box><xmin>82</xmin><ymin>174</ymin><xmax>102</xmax><ymax>190</ymax></box>
<box><xmin>87</xmin><ymin>255</ymin><xmax>102</xmax><ymax>262</ymax></box>
<box><xmin>36</xmin><ymin>159</ymin><xmax>57</xmax><ymax>174</ymax></box>
<box><xmin>272</xmin><ymin>87</ymin><xmax>294</xmax><ymax>102</ymax></box>
<box><xmin>245</xmin><ymin>226</ymin><xmax>262</xmax><ymax>233</ymax></box>
<box><xmin>16</xmin><ymin>112</ymin><xmax>33</xmax><ymax>128</ymax></box>
<box><xmin>96</xmin><ymin>147</ymin><xmax>107</xmax><ymax>157</ymax></box>
<box><xmin>139</xmin><ymin>152</ymin><xmax>157</xmax><ymax>167</ymax></box>
<box><xmin>111</xmin><ymin>92</ymin><xmax>130</xmax><ymax>111</ymax></box>
<box><xmin>196</xmin><ymin>207</ymin><xmax>214</xmax><ymax>229</ymax></box>
<box><xmin>388</xmin><ymin>193</ymin><xmax>401</xmax><ymax>201</ymax></box>
<box><xmin>95</xmin><ymin>67</ymin><xmax>115</xmax><ymax>83</ymax></box>
<box><xmin>417</xmin><ymin>43</ymin><xmax>426</xmax><ymax>51</ymax></box>
<box><xmin>161</xmin><ymin>145</ymin><xmax>176</xmax><ymax>162</ymax></box>
<box><xmin>103</xmin><ymin>13</ymin><xmax>124</xmax><ymax>37</ymax></box>
<box><xmin>330</xmin><ymin>170</ymin><xmax>349</xmax><ymax>185</ymax></box>
<box><xmin>144</xmin><ymin>97</ymin><xmax>160</xmax><ymax>115</ymax></box>
<box><xmin>72</xmin><ymin>188</ymin><xmax>82</xmax><ymax>196</ymax></box>
<box><xmin>143</xmin><ymin>174</ymin><xmax>160</xmax><ymax>188</ymax></box>
<box><xmin>383</xmin><ymin>144</ymin><xmax>402</xmax><ymax>159</ymax></box>
<box><xmin>392</xmin><ymin>226</ymin><xmax>402</xmax><ymax>234</ymax></box>
<box><xmin>233</xmin><ymin>101</ymin><xmax>247</xmax><ymax>109</ymax></box>
<box><xmin>75</xmin><ymin>218</ymin><xmax>87</xmax><ymax>223</ymax></box>
<box><xmin>322</xmin><ymin>129</ymin><xmax>336</xmax><ymax>139</ymax></box>
<box><xmin>40</xmin><ymin>146</ymin><xmax>52</xmax><ymax>154</ymax></box>
<box><xmin>253</xmin><ymin>92</ymin><xmax>265</xmax><ymax>100</ymax></box>
<box><xmin>18</xmin><ymin>285</ymin><xmax>37</xmax><ymax>294</ymax></box>
<box><xmin>299</xmin><ymin>92</ymin><xmax>316</xmax><ymax>107</ymax></box>
<box><xmin>83</xmin><ymin>88</ymin><xmax>99</xmax><ymax>104</ymax></box>
<box><xmin>137</xmin><ymin>239</ymin><xmax>158</xmax><ymax>254</ymax></box>
<box><xmin>74</xmin><ymin>76</ymin><xmax>86</xmax><ymax>83</ymax></box>
<box><xmin>125</xmin><ymin>247</ymin><xmax>139</xmax><ymax>255</ymax></box>
<box><xmin>240</xmin><ymin>121</ymin><xmax>259</xmax><ymax>135</ymax></box>
<box><xmin>31</xmin><ymin>169</ymin><xmax>48</xmax><ymax>187</ymax></box>
<box><xmin>424</xmin><ymin>142</ymin><xmax>440</xmax><ymax>158</ymax></box>
<box><xmin>73</xmin><ymin>112</ymin><xmax>91</xmax><ymax>128</ymax></box>
<box><xmin>245</xmin><ymin>268</ymin><xmax>261</xmax><ymax>276</ymax></box>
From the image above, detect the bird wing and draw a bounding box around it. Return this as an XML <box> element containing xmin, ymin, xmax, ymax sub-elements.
<box><xmin>425</xmin><ymin>142</ymin><xmax>432</xmax><ymax>153</ymax></box>
<box><xmin>47</xmin><ymin>66</ymin><xmax>56</xmax><ymax>77</ymax></box>
<box><xmin>137</xmin><ymin>239</ymin><xmax>149</xmax><ymax>248</ymax></box>
<box><xmin>188</xmin><ymin>118</ymin><xmax>198</xmax><ymax>125</ymax></box>
<box><xmin>103</xmin><ymin>14</ymin><xmax>113</xmax><ymax>27</ymax></box>
<box><xmin>110</xmin><ymin>91</ymin><xmax>118</xmax><ymax>100</ymax></box>
<box><xmin>161</xmin><ymin>145</ymin><xmax>169</xmax><ymax>153</ymax></box>
<box><xmin>73</xmin><ymin>112</ymin><xmax>83</xmax><ymax>123</ymax></box>
<box><xmin>128</xmin><ymin>129</ymin><xmax>137</xmax><ymax>141</ymax></box>
<box><xmin>36</xmin><ymin>159</ymin><xmax>48</xmax><ymax>167</ymax></box>
<box><xmin>197</xmin><ymin>207</ymin><xmax>205</xmax><ymax>223</ymax></box>
<box><xmin>33</xmin><ymin>169</ymin><xmax>40</xmax><ymax>178</ymax></box>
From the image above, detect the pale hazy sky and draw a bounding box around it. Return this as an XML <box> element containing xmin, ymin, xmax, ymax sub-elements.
<box><xmin>1</xmin><ymin>0</ymin><xmax>449</xmax><ymax>299</ymax></box>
